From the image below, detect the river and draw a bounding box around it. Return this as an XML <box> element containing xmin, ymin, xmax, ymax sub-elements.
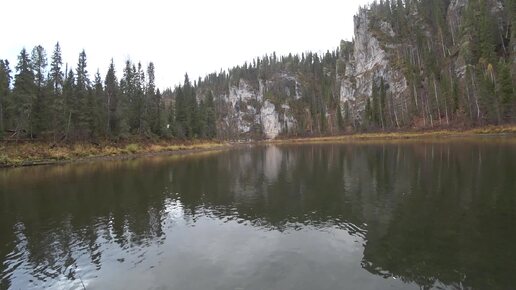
<box><xmin>1</xmin><ymin>138</ymin><xmax>515</xmax><ymax>289</ymax></box>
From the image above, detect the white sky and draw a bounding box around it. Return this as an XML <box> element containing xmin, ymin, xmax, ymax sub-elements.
<box><xmin>1</xmin><ymin>0</ymin><xmax>372</xmax><ymax>89</ymax></box>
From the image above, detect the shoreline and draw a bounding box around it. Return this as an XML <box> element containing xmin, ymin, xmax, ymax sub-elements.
<box><xmin>0</xmin><ymin>142</ymin><xmax>233</xmax><ymax>169</ymax></box>
<box><xmin>267</xmin><ymin>125</ymin><xmax>516</xmax><ymax>144</ymax></box>
<box><xmin>1</xmin><ymin>125</ymin><xmax>515</xmax><ymax>168</ymax></box>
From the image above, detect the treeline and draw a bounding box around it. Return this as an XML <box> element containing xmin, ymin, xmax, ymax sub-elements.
<box><xmin>0</xmin><ymin>43</ymin><xmax>340</xmax><ymax>141</ymax></box>
<box><xmin>362</xmin><ymin>0</ymin><xmax>515</xmax><ymax>128</ymax></box>
<box><xmin>196</xmin><ymin>50</ymin><xmax>342</xmax><ymax>138</ymax></box>
<box><xmin>168</xmin><ymin>50</ymin><xmax>340</xmax><ymax>139</ymax></box>
<box><xmin>0</xmin><ymin>43</ymin><xmax>217</xmax><ymax>141</ymax></box>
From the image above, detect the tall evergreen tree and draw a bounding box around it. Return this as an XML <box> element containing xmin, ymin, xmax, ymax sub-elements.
<box><xmin>204</xmin><ymin>91</ymin><xmax>217</xmax><ymax>138</ymax></box>
<box><xmin>135</xmin><ymin>62</ymin><xmax>148</xmax><ymax>135</ymax></box>
<box><xmin>75</xmin><ymin>50</ymin><xmax>91</xmax><ymax>138</ymax></box>
<box><xmin>48</xmin><ymin>42</ymin><xmax>65</xmax><ymax>140</ymax></box>
<box><xmin>147</xmin><ymin>62</ymin><xmax>161</xmax><ymax>135</ymax></box>
<box><xmin>166</xmin><ymin>89</ymin><xmax>176</xmax><ymax>137</ymax></box>
<box><xmin>104</xmin><ymin>59</ymin><xmax>119</xmax><ymax>136</ymax></box>
<box><xmin>90</xmin><ymin>70</ymin><xmax>103</xmax><ymax>137</ymax></box>
<box><xmin>498</xmin><ymin>61</ymin><xmax>514</xmax><ymax>121</ymax></box>
<box><xmin>49</xmin><ymin>43</ymin><xmax>63</xmax><ymax>95</ymax></box>
<box><xmin>63</xmin><ymin>69</ymin><xmax>75</xmax><ymax>139</ymax></box>
<box><xmin>12</xmin><ymin>48</ymin><xmax>35</xmax><ymax>138</ymax></box>
<box><xmin>30</xmin><ymin>45</ymin><xmax>48</xmax><ymax>136</ymax></box>
<box><xmin>120</xmin><ymin>60</ymin><xmax>135</xmax><ymax>135</ymax></box>
<box><xmin>174</xmin><ymin>85</ymin><xmax>187</xmax><ymax>138</ymax></box>
<box><xmin>31</xmin><ymin>46</ymin><xmax>47</xmax><ymax>89</ymax></box>
<box><xmin>0</xmin><ymin>60</ymin><xmax>11</xmax><ymax>137</ymax></box>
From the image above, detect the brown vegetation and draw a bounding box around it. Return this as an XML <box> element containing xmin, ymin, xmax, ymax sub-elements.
<box><xmin>1</xmin><ymin>125</ymin><xmax>515</xmax><ymax>168</ymax></box>
<box><xmin>0</xmin><ymin>139</ymin><xmax>227</xmax><ymax>167</ymax></box>
<box><xmin>269</xmin><ymin>125</ymin><xmax>516</xmax><ymax>144</ymax></box>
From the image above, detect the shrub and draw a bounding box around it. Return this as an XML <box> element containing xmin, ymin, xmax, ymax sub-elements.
<box><xmin>125</xmin><ymin>144</ymin><xmax>139</xmax><ymax>154</ymax></box>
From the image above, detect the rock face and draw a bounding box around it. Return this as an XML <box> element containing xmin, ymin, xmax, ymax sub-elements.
<box><xmin>224</xmin><ymin>79</ymin><xmax>262</xmax><ymax>135</ymax></box>
<box><xmin>339</xmin><ymin>9</ymin><xmax>408</xmax><ymax>125</ymax></box>
<box><xmin>218</xmin><ymin>75</ymin><xmax>298</xmax><ymax>139</ymax></box>
<box><xmin>260</xmin><ymin>100</ymin><xmax>281</xmax><ymax>139</ymax></box>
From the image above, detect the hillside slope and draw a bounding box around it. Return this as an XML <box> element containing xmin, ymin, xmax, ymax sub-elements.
<box><xmin>185</xmin><ymin>0</ymin><xmax>514</xmax><ymax>139</ymax></box>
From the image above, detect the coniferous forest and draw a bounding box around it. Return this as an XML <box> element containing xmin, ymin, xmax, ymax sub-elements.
<box><xmin>0</xmin><ymin>0</ymin><xmax>514</xmax><ymax>142</ymax></box>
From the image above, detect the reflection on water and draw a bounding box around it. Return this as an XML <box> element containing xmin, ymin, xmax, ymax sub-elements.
<box><xmin>1</xmin><ymin>139</ymin><xmax>516</xmax><ymax>289</ymax></box>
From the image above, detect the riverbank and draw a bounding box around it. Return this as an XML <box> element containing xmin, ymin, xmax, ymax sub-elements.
<box><xmin>0</xmin><ymin>140</ymin><xmax>230</xmax><ymax>168</ymax></box>
<box><xmin>1</xmin><ymin>125</ymin><xmax>515</xmax><ymax>168</ymax></box>
<box><xmin>269</xmin><ymin>125</ymin><xmax>516</xmax><ymax>144</ymax></box>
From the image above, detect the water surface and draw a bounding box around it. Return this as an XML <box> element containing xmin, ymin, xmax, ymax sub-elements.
<box><xmin>1</xmin><ymin>139</ymin><xmax>515</xmax><ymax>289</ymax></box>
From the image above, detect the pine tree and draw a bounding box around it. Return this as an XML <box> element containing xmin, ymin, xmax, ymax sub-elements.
<box><xmin>0</xmin><ymin>60</ymin><xmax>11</xmax><ymax>137</ymax></box>
<box><xmin>30</xmin><ymin>45</ymin><xmax>49</xmax><ymax>136</ymax></box>
<box><xmin>75</xmin><ymin>50</ymin><xmax>91</xmax><ymax>138</ymax></box>
<box><xmin>31</xmin><ymin>46</ymin><xmax>47</xmax><ymax>90</ymax></box>
<box><xmin>167</xmin><ymin>90</ymin><xmax>176</xmax><ymax>137</ymax></box>
<box><xmin>174</xmin><ymin>85</ymin><xmax>187</xmax><ymax>138</ymax></box>
<box><xmin>49</xmin><ymin>43</ymin><xmax>63</xmax><ymax>95</ymax></box>
<box><xmin>205</xmin><ymin>91</ymin><xmax>217</xmax><ymax>138</ymax></box>
<box><xmin>336</xmin><ymin>103</ymin><xmax>344</xmax><ymax>131</ymax></box>
<box><xmin>135</xmin><ymin>62</ymin><xmax>149</xmax><ymax>135</ymax></box>
<box><xmin>198</xmin><ymin>99</ymin><xmax>207</xmax><ymax>138</ymax></box>
<box><xmin>12</xmin><ymin>48</ymin><xmax>35</xmax><ymax>138</ymax></box>
<box><xmin>147</xmin><ymin>62</ymin><xmax>161</xmax><ymax>135</ymax></box>
<box><xmin>63</xmin><ymin>69</ymin><xmax>75</xmax><ymax>139</ymax></box>
<box><xmin>478</xmin><ymin>63</ymin><xmax>498</xmax><ymax>123</ymax></box>
<box><xmin>104</xmin><ymin>59</ymin><xmax>119</xmax><ymax>136</ymax></box>
<box><xmin>48</xmin><ymin>42</ymin><xmax>64</xmax><ymax>140</ymax></box>
<box><xmin>176</xmin><ymin>74</ymin><xmax>196</xmax><ymax>138</ymax></box>
<box><xmin>91</xmin><ymin>70</ymin><xmax>103</xmax><ymax>137</ymax></box>
<box><xmin>498</xmin><ymin>61</ymin><xmax>514</xmax><ymax>121</ymax></box>
<box><xmin>120</xmin><ymin>60</ymin><xmax>135</xmax><ymax>134</ymax></box>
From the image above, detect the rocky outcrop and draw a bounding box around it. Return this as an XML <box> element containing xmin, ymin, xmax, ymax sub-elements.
<box><xmin>260</xmin><ymin>100</ymin><xmax>281</xmax><ymax>139</ymax></box>
<box><xmin>225</xmin><ymin>79</ymin><xmax>262</xmax><ymax>134</ymax></box>
<box><xmin>219</xmin><ymin>76</ymin><xmax>298</xmax><ymax>139</ymax></box>
<box><xmin>338</xmin><ymin>8</ymin><xmax>408</xmax><ymax>125</ymax></box>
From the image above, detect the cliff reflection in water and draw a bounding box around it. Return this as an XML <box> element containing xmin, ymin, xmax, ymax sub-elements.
<box><xmin>1</xmin><ymin>140</ymin><xmax>515</xmax><ymax>289</ymax></box>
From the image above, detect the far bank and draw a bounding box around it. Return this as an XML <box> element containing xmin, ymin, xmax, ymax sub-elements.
<box><xmin>1</xmin><ymin>125</ymin><xmax>515</xmax><ymax>168</ymax></box>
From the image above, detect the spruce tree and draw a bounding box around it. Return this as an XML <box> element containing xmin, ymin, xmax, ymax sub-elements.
<box><xmin>48</xmin><ymin>42</ymin><xmax>64</xmax><ymax>140</ymax></box>
<box><xmin>205</xmin><ymin>91</ymin><xmax>217</xmax><ymax>138</ymax></box>
<box><xmin>12</xmin><ymin>48</ymin><xmax>35</xmax><ymax>138</ymax></box>
<box><xmin>0</xmin><ymin>60</ymin><xmax>11</xmax><ymax>137</ymax></box>
<box><xmin>498</xmin><ymin>61</ymin><xmax>514</xmax><ymax>121</ymax></box>
<box><xmin>104</xmin><ymin>59</ymin><xmax>119</xmax><ymax>136</ymax></box>
<box><xmin>75</xmin><ymin>50</ymin><xmax>90</xmax><ymax>138</ymax></box>
<box><xmin>147</xmin><ymin>62</ymin><xmax>161</xmax><ymax>135</ymax></box>
<box><xmin>63</xmin><ymin>69</ymin><xmax>75</xmax><ymax>139</ymax></box>
<box><xmin>174</xmin><ymin>85</ymin><xmax>186</xmax><ymax>138</ymax></box>
<box><xmin>30</xmin><ymin>45</ymin><xmax>48</xmax><ymax>136</ymax></box>
<box><xmin>167</xmin><ymin>90</ymin><xmax>176</xmax><ymax>137</ymax></box>
<box><xmin>120</xmin><ymin>60</ymin><xmax>135</xmax><ymax>135</ymax></box>
<box><xmin>135</xmin><ymin>62</ymin><xmax>148</xmax><ymax>135</ymax></box>
<box><xmin>91</xmin><ymin>70</ymin><xmax>103</xmax><ymax>137</ymax></box>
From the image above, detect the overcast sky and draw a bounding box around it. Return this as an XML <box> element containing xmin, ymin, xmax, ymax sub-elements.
<box><xmin>1</xmin><ymin>0</ymin><xmax>372</xmax><ymax>89</ymax></box>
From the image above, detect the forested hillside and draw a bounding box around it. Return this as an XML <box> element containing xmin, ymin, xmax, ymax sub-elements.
<box><xmin>0</xmin><ymin>0</ymin><xmax>514</xmax><ymax>141</ymax></box>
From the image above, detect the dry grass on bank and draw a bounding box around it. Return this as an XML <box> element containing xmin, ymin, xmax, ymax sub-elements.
<box><xmin>0</xmin><ymin>140</ymin><xmax>226</xmax><ymax>167</ymax></box>
<box><xmin>269</xmin><ymin>125</ymin><xmax>516</xmax><ymax>144</ymax></box>
<box><xmin>1</xmin><ymin>125</ymin><xmax>515</xmax><ymax>167</ymax></box>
